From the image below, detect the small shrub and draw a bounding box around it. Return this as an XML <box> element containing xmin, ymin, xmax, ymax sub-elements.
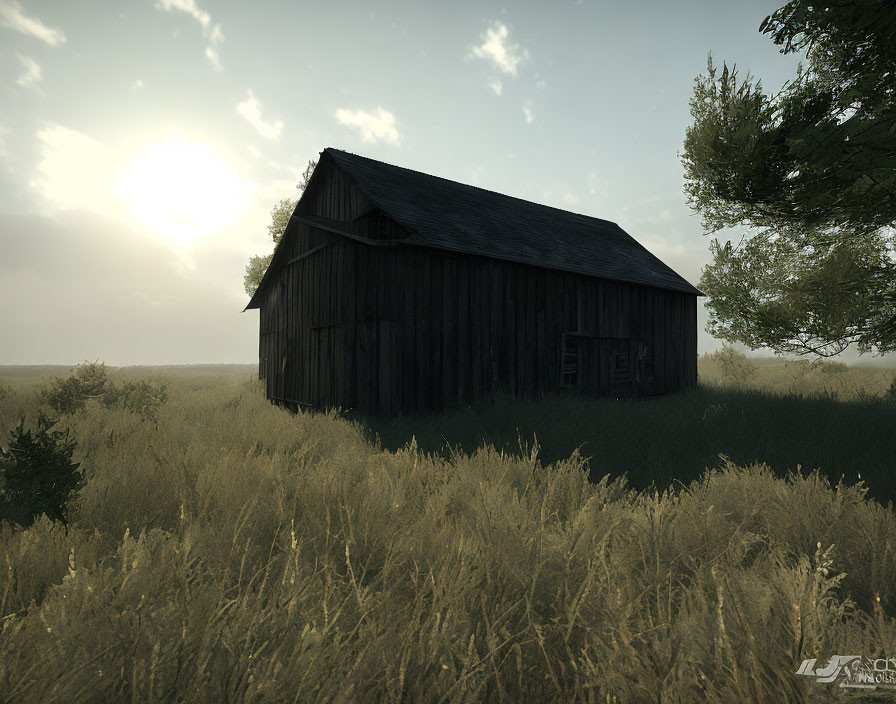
<box><xmin>103</xmin><ymin>380</ymin><xmax>169</xmax><ymax>422</ymax></box>
<box><xmin>0</xmin><ymin>412</ymin><xmax>84</xmax><ymax>531</ymax></box>
<box><xmin>710</xmin><ymin>346</ymin><xmax>756</xmax><ymax>387</ymax></box>
<box><xmin>41</xmin><ymin>361</ymin><xmax>168</xmax><ymax>422</ymax></box>
<box><xmin>886</xmin><ymin>375</ymin><xmax>896</xmax><ymax>403</ymax></box>
<box><xmin>41</xmin><ymin>361</ymin><xmax>109</xmax><ymax>415</ymax></box>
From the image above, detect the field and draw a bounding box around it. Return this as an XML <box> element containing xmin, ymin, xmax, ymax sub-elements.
<box><xmin>0</xmin><ymin>355</ymin><xmax>895</xmax><ymax>702</ymax></box>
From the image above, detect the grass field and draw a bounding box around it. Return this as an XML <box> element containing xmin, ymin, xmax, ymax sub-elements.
<box><xmin>0</xmin><ymin>355</ymin><xmax>894</xmax><ymax>702</ymax></box>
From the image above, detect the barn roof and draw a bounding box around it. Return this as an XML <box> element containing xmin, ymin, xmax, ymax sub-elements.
<box><xmin>246</xmin><ymin>148</ymin><xmax>702</xmax><ymax>309</ymax></box>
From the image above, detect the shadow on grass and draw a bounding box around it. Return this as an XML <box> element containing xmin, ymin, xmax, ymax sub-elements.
<box><xmin>336</xmin><ymin>384</ymin><xmax>896</xmax><ymax>508</ymax></box>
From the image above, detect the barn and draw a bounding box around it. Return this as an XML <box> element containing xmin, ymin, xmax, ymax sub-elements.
<box><xmin>245</xmin><ymin>148</ymin><xmax>704</xmax><ymax>417</ymax></box>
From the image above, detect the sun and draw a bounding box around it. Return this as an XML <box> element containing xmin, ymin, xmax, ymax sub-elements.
<box><xmin>113</xmin><ymin>137</ymin><xmax>253</xmax><ymax>246</ymax></box>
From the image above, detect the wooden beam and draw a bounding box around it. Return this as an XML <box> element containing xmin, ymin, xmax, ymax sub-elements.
<box><xmin>292</xmin><ymin>215</ymin><xmax>401</xmax><ymax>247</ymax></box>
<box><xmin>286</xmin><ymin>241</ymin><xmax>331</xmax><ymax>266</ymax></box>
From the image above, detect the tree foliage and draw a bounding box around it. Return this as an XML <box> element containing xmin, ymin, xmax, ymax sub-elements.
<box><xmin>244</xmin><ymin>159</ymin><xmax>317</xmax><ymax>297</ymax></box>
<box><xmin>680</xmin><ymin>0</ymin><xmax>896</xmax><ymax>358</ymax></box>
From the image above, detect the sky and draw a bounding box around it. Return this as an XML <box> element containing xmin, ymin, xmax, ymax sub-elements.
<box><xmin>0</xmin><ymin>0</ymin><xmax>892</xmax><ymax>368</ymax></box>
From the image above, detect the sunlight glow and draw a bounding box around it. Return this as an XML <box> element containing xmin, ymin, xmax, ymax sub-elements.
<box><xmin>113</xmin><ymin>137</ymin><xmax>255</xmax><ymax>246</ymax></box>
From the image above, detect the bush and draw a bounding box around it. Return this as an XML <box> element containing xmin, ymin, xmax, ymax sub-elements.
<box><xmin>102</xmin><ymin>380</ymin><xmax>169</xmax><ymax>422</ymax></box>
<box><xmin>886</xmin><ymin>375</ymin><xmax>896</xmax><ymax>403</ymax></box>
<box><xmin>42</xmin><ymin>362</ymin><xmax>168</xmax><ymax>422</ymax></box>
<box><xmin>709</xmin><ymin>346</ymin><xmax>756</xmax><ymax>387</ymax></box>
<box><xmin>41</xmin><ymin>361</ymin><xmax>109</xmax><ymax>415</ymax></box>
<box><xmin>0</xmin><ymin>412</ymin><xmax>84</xmax><ymax>531</ymax></box>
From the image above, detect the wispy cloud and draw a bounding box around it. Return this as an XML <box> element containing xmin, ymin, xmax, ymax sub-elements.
<box><xmin>155</xmin><ymin>0</ymin><xmax>224</xmax><ymax>71</ymax></box>
<box><xmin>468</xmin><ymin>21</ymin><xmax>528</xmax><ymax>75</ymax></box>
<box><xmin>522</xmin><ymin>106</ymin><xmax>533</xmax><ymax>124</ymax></box>
<box><xmin>587</xmin><ymin>171</ymin><xmax>608</xmax><ymax>203</ymax></box>
<box><xmin>489</xmin><ymin>79</ymin><xmax>503</xmax><ymax>96</ymax></box>
<box><xmin>334</xmin><ymin>107</ymin><xmax>400</xmax><ymax>145</ymax></box>
<box><xmin>236</xmin><ymin>90</ymin><xmax>283</xmax><ymax>141</ymax></box>
<box><xmin>0</xmin><ymin>0</ymin><xmax>65</xmax><ymax>46</ymax></box>
<box><xmin>0</xmin><ymin>123</ymin><xmax>9</xmax><ymax>159</ymax></box>
<box><xmin>133</xmin><ymin>79</ymin><xmax>143</xmax><ymax>89</ymax></box>
<box><xmin>562</xmin><ymin>193</ymin><xmax>579</xmax><ymax>205</ymax></box>
<box><xmin>15</xmin><ymin>53</ymin><xmax>41</xmax><ymax>88</ymax></box>
<box><xmin>534</xmin><ymin>72</ymin><xmax>546</xmax><ymax>89</ymax></box>
<box><xmin>205</xmin><ymin>46</ymin><xmax>222</xmax><ymax>71</ymax></box>
<box><xmin>155</xmin><ymin>0</ymin><xmax>210</xmax><ymax>27</ymax></box>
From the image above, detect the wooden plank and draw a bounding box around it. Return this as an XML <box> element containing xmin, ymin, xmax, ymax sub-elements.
<box><xmin>536</xmin><ymin>268</ymin><xmax>545</xmax><ymax>398</ymax></box>
<box><xmin>344</xmin><ymin>242</ymin><xmax>356</xmax><ymax>410</ymax></box>
<box><xmin>442</xmin><ymin>255</ymin><xmax>457</xmax><ymax>412</ymax></box>
<box><xmin>525</xmin><ymin>267</ymin><xmax>536</xmax><ymax>399</ymax></box>
<box><xmin>457</xmin><ymin>257</ymin><xmax>470</xmax><ymax>406</ymax></box>
<box><xmin>356</xmin><ymin>320</ymin><xmax>369</xmax><ymax>415</ymax></box>
<box><xmin>488</xmin><ymin>262</ymin><xmax>501</xmax><ymax>395</ymax></box>
<box><xmin>471</xmin><ymin>260</ymin><xmax>482</xmax><ymax>404</ymax></box>
<box><xmin>415</xmin><ymin>250</ymin><xmax>426</xmax><ymax>414</ymax></box>
<box><xmin>335</xmin><ymin>241</ymin><xmax>344</xmax><ymax>406</ymax></box>
<box><xmin>507</xmin><ymin>265</ymin><xmax>517</xmax><ymax>399</ymax></box>
<box><xmin>480</xmin><ymin>260</ymin><xmax>491</xmax><ymax>398</ymax></box>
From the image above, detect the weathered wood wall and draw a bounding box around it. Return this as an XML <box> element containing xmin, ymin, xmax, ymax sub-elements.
<box><xmin>257</xmin><ymin>153</ymin><xmax>698</xmax><ymax>417</ymax></box>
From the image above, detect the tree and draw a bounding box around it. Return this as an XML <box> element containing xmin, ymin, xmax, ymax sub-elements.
<box><xmin>679</xmin><ymin>0</ymin><xmax>896</xmax><ymax>358</ymax></box>
<box><xmin>243</xmin><ymin>159</ymin><xmax>317</xmax><ymax>297</ymax></box>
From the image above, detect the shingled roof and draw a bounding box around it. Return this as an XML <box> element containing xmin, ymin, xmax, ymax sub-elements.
<box><xmin>327</xmin><ymin>148</ymin><xmax>701</xmax><ymax>295</ymax></box>
<box><xmin>248</xmin><ymin>148</ymin><xmax>702</xmax><ymax>309</ymax></box>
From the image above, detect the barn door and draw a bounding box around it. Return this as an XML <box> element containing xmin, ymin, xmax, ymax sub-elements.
<box><xmin>565</xmin><ymin>335</ymin><xmax>644</xmax><ymax>399</ymax></box>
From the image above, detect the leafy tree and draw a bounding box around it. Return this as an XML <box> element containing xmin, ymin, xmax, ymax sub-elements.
<box><xmin>680</xmin><ymin>0</ymin><xmax>896</xmax><ymax>359</ymax></box>
<box><xmin>0</xmin><ymin>412</ymin><xmax>84</xmax><ymax>530</ymax></box>
<box><xmin>244</xmin><ymin>159</ymin><xmax>317</xmax><ymax>297</ymax></box>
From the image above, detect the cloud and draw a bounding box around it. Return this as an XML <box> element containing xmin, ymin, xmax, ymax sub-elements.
<box><xmin>334</xmin><ymin>106</ymin><xmax>400</xmax><ymax>145</ymax></box>
<box><xmin>469</xmin><ymin>21</ymin><xmax>528</xmax><ymax>75</ymax></box>
<box><xmin>562</xmin><ymin>193</ymin><xmax>579</xmax><ymax>205</ymax></box>
<box><xmin>15</xmin><ymin>53</ymin><xmax>40</xmax><ymax>88</ymax></box>
<box><xmin>155</xmin><ymin>0</ymin><xmax>210</xmax><ymax>28</ymax></box>
<box><xmin>522</xmin><ymin>106</ymin><xmax>533</xmax><ymax>124</ymax></box>
<box><xmin>489</xmin><ymin>78</ymin><xmax>503</xmax><ymax>95</ymax></box>
<box><xmin>205</xmin><ymin>46</ymin><xmax>222</xmax><ymax>71</ymax></box>
<box><xmin>29</xmin><ymin>124</ymin><xmax>124</xmax><ymax>216</ymax></box>
<box><xmin>587</xmin><ymin>171</ymin><xmax>608</xmax><ymax>202</ymax></box>
<box><xmin>534</xmin><ymin>72</ymin><xmax>546</xmax><ymax>89</ymax></box>
<box><xmin>643</xmin><ymin>208</ymin><xmax>674</xmax><ymax>224</ymax></box>
<box><xmin>247</xmin><ymin>144</ymin><xmax>261</xmax><ymax>159</ymax></box>
<box><xmin>155</xmin><ymin>0</ymin><xmax>223</xmax><ymax>70</ymax></box>
<box><xmin>133</xmin><ymin>79</ymin><xmax>143</xmax><ymax>89</ymax></box>
<box><xmin>0</xmin><ymin>0</ymin><xmax>65</xmax><ymax>45</ymax></box>
<box><xmin>236</xmin><ymin>90</ymin><xmax>283</xmax><ymax>141</ymax></box>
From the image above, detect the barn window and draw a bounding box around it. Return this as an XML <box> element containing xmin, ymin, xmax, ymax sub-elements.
<box><xmin>560</xmin><ymin>333</ymin><xmax>578</xmax><ymax>388</ymax></box>
<box><xmin>613</xmin><ymin>353</ymin><xmax>628</xmax><ymax>371</ymax></box>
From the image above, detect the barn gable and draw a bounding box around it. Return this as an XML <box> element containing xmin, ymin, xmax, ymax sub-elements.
<box><xmin>247</xmin><ymin>149</ymin><xmax>701</xmax><ymax>310</ymax></box>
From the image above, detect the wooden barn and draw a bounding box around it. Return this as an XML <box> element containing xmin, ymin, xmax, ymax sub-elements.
<box><xmin>245</xmin><ymin>148</ymin><xmax>704</xmax><ymax>417</ymax></box>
